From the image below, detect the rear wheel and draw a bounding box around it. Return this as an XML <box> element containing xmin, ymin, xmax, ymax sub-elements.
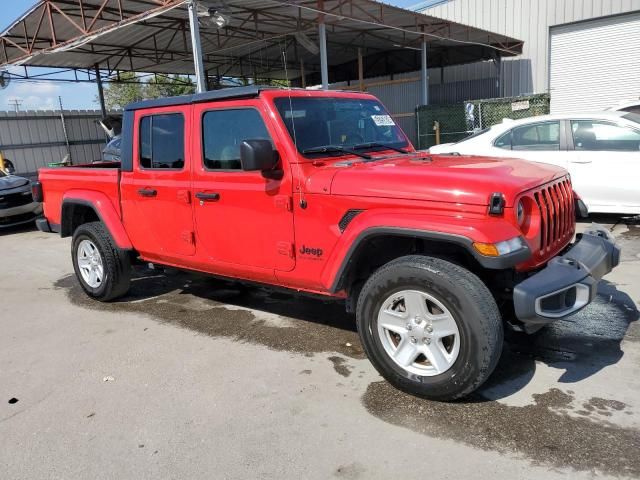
<box><xmin>71</xmin><ymin>222</ymin><xmax>131</xmax><ymax>301</ymax></box>
<box><xmin>356</xmin><ymin>255</ymin><xmax>503</xmax><ymax>401</ymax></box>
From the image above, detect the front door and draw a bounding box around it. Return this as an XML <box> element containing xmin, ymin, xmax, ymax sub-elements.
<box><xmin>191</xmin><ymin>100</ymin><xmax>295</xmax><ymax>274</ymax></box>
<box><xmin>120</xmin><ymin>108</ymin><xmax>195</xmax><ymax>259</ymax></box>
<box><xmin>566</xmin><ymin>119</ymin><xmax>640</xmax><ymax>212</ymax></box>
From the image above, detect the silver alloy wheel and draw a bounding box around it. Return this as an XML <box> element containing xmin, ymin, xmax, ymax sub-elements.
<box><xmin>377</xmin><ymin>289</ymin><xmax>460</xmax><ymax>376</ymax></box>
<box><xmin>77</xmin><ymin>239</ymin><xmax>105</xmax><ymax>289</ymax></box>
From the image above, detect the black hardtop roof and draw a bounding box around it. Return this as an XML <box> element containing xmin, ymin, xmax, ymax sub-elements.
<box><xmin>124</xmin><ymin>85</ymin><xmax>285</xmax><ymax>111</ymax></box>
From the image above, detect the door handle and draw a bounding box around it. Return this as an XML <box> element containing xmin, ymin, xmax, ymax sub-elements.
<box><xmin>138</xmin><ymin>188</ymin><xmax>157</xmax><ymax>197</ymax></box>
<box><xmin>195</xmin><ymin>192</ymin><xmax>220</xmax><ymax>202</ymax></box>
<box><xmin>569</xmin><ymin>160</ymin><xmax>593</xmax><ymax>164</ymax></box>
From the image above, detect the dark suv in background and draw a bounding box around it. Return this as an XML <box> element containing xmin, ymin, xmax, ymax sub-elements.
<box><xmin>0</xmin><ymin>168</ymin><xmax>42</xmax><ymax>229</ymax></box>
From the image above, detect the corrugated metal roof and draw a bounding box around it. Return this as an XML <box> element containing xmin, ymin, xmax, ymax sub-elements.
<box><xmin>0</xmin><ymin>0</ymin><xmax>523</xmax><ymax>80</ymax></box>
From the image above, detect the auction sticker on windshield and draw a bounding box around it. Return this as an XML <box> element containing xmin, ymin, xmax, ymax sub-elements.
<box><xmin>371</xmin><ymin>115</ymin><xmax>395</xmax><ymax>126</ymax></box>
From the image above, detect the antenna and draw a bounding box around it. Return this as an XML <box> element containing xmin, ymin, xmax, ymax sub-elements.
<box><xmin>281</xmin><ymin>50</ymin><xmax>298</xmax><ymax>149</ymax></box>
<box><xmin>8</xmin><ymin>98</ymin><xmax>22</xmax><ymax>113</ymax></box>
<box><xmin>281</xmin><ymin>40</ymin><xmax>306</xmax><ymax>208</ymax></box>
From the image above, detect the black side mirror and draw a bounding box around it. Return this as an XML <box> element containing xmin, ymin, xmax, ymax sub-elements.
<box><xmin>240</xmin><ymin>139</ymin><xmax>279</xmax><ymax>172</ymax></box>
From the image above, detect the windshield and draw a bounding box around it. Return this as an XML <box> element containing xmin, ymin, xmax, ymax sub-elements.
<box><xmin>273</xmin><ymin>97</ymin><xmax>408</xmax><ymax>157</ymax></box>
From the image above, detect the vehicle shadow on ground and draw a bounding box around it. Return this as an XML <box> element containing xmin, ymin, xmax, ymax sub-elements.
<box><xmin>55</xmin><ymin>262</ymin><xmax>640</xmax><ymax>476</ymax></box>
<box><xmin>57</xmin><ymin>257</ymin><xmax>638</xmax><ymax>399</ymax></box>
<box><xmin>56</xmin><ymin>266</ymin><xmax>363</xmax><ymax>359</ymax></box>
<box><xmin>481</xmin><ymin>279</ymin><xmax>639</xmax><ymax>400</ymax></box>
<box><xmin>477</xmin><ymin>213</ymin><xmax>640</xmax><ymax>398</ymax></box>
<box><xmin>0</xmin><ymin>222</ymin><xmax>37</xmax><ymax>236</ymax></box>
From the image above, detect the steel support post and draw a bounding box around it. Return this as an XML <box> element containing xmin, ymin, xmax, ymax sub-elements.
<box><xmin>95</xmin><ymin>64</ymin><xmax>107</xmax><ymax>117</ymax></box>
<box><xmin>319</xmin><ymin>21</ymin><xmax>329</xmax><ymax>90</ymax></box>
<box><xmin>421</xmin><ymin>38</ymin><xmax>429</xmax><ymax>105</ymax></box>
<box><xmin>188</xmin><ymin>0</ymin><xmax>207</xmax><ymax>93</ymax></box>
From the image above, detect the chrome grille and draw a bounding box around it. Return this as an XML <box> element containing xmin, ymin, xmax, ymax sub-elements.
<box><xmin>532</xmin><ymin>177</ymin><xmax>575</xmax><ymax>254</ymax></box>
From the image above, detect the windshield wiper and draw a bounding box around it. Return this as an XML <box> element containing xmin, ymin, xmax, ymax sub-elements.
<box><xmin>352</xmin><ymin>142</ymin><xmax>408</xmax><ymax>154</ymax></box>
<box><xmin>302</xmin><ymin>145</ymin><xmax>371</xmax><ymax>159</ymax></box>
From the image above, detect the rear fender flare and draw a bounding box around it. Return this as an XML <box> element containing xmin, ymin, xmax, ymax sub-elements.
<box><xmin>61</xmin><ymin>191</ymin><xmax>133</xmax><ymax>250</ymax></box>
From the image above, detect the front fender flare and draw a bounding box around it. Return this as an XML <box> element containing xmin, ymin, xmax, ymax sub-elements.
<box><xmin>61</xmin><ymin>190</ymin><xmax>133</xmax><ymax>250</ymax></box>
<box><xmin>323</xmin><ymin>212</ymin><xmax>530</xmax><ymax>293</ymax></box>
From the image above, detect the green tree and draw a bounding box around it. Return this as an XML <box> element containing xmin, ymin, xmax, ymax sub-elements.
<box><xmin>145</xmin><ymin>75</ymin><xmax>195</xmax><ymax>99</ymax></box>
<box><xmin>101</xmin><ymin>73</ymin><xmax>195</xmax><ymax>110</ymax></box>
<box><xmin>102</xmin><ymin>72</ymin><xmax>145</xmax><ymax>110</ymax></box>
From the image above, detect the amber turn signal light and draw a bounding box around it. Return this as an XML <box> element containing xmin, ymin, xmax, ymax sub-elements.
<box><xmin>473</xmin><ymin>237</ymin><xmax>527</xmax><ymax>257</ymax></box>
<box><xmin>472</xmin><ymin>242</ymin><xmax>500</xmax><ymax>256</ymax></box>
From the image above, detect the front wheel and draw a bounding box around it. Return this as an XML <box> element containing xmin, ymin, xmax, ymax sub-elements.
<box><xmin>71</xmin><ymin>221</ymin><xmax>131</xmax><ymax>301</ymax></box>
<box><xmin>356</xmin><ymin>255</ymin><xmax>503</xmax><ymax>401</ymax></box>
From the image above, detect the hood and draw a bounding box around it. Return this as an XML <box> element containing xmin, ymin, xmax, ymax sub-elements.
<box><xmin>0</xmin><ymin>175</ymin><xmax>29</xmax><ymax>191</ymax></box>
<box><xmin>329</xmin><ymin>153</ymin><xmax>567</xmax><ymax>207</ymax></box>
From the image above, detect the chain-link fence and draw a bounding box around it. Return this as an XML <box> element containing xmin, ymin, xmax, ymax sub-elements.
<box><xmin>416</xmin><ymin>94</ymin><xmax>550</xmax><ymax>150</ymax></box>
<box><xmin>416</xmin><ymin>104</ymin><xmax>467</xmax><ymax>150</ymax></box>
<box><xmin>464</xmin><ymin>94</ymin><xmax>550</xmax><ymax>131</ymax></box>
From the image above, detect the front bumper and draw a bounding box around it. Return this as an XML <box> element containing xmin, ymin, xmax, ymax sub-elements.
<box><xmin>513</xmin><ymin>225</ymin><xmax>620</xmax><ymax>333</ymax></box>
<box><xmin>0</xmin><ymin>201</ymin><xmax>43</xmax><ymax>228</ymax></box>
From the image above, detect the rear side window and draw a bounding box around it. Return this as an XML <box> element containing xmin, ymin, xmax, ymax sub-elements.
<box><xmin>496</xmin><ymin>122</ymin><xmax>560</xmax><ymax>151</ymax></box>
<box><xmin>139</xmin><ymin>113</ymin><xmax>185</xmax><ymax>169</ymax></box>
<box><xmin>202</xmin><ymin>108</ymin><xmax>271</xmax><ymax>170</ymax></box>
<box><xmin>572</xmin><ymin>120</ymin><xmax>640</xmax><ymax>151</ymax></box>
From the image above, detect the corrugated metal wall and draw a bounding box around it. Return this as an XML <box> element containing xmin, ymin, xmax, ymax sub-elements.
<box><xmin>550</xmin><ymin>12</ymin><xmax>640</xmax><ymax>113</ymax></box>
<box><xmin>0</xmin><ymin>110</ymin><xmax>109</xmax><ymax>176</ymax></box>
<box><xmin>420</xmin><ymin>0</ymin><xmax>640</xmax><ymax>96</ymax></box>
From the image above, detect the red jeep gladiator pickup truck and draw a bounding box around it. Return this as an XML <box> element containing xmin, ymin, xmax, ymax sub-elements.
<box><xmin>34</xmin><ymin>86</ymin><xmax>620</xmax><ymax>400</ymax></box>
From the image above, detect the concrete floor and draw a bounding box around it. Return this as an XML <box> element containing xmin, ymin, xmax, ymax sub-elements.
<box><xmin>1</xmin><ymin>217</ymin><xmax>639</xmax><ymax>480</ymax></box>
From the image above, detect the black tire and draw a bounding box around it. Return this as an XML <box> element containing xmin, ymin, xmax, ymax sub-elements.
<box><xmin>71</xmin><ymin>221</ymin><xmax>131</xmax><ymax>301</ymax></box>
<box><xmin>356</xmin><ymin>255</ymin><xmax>503</xmax><ymax>401</ymax></box>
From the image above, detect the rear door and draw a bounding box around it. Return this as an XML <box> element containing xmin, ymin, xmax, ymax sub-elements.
<box><xmin>191</xmin><ymin>99</ymin><xmax>295</xmax><ymax>274</ymax></box>
<box><xmin>120</xmin><ymin>108</ymin><xmax>195</xmax><ymax>258</ymax></box>
<box><xmin>566</xmin><ymin>119</ymin><xmax>640</xmax><ymax>212</ymax></box>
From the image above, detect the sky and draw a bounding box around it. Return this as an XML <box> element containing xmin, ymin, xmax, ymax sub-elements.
<box><xmin>0</xmin><ymin>0</ymin><xmax>425</xmax><ymax>112</ymax></box>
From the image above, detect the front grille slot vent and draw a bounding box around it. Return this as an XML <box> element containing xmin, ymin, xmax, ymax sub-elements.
<box><xmin>531</xmin><ymin>178</ymin><xmax>574</xmax><ymax>254</ymax></box>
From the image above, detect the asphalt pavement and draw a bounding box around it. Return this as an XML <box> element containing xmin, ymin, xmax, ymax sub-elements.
<box><xmin>1</xmin><ymin>216</ymin><xmax>639</xmax><ymax>479</ymax></box>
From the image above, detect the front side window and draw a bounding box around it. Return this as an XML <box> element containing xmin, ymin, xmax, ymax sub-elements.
<box><xmin>273</xmin><ymin>97</ymin><xmax>408</xmax><ymax>156</ymax></box>
<box><xmin>572</xmin><ymin>120</ymin><xmax>640</xmax><ymax>151</ymax></box>
<box><xmin>202</xmin><ymin>109</ymin><xmax>272</xmax><ymax>170</ymax></box>
<box><xmin>139</xmin><ymin>113</ymin><xmax>185</xmax><ymax>169</ymax></box>
<box><xmin>496</xmin><ymin>121</ymin><xmax>560</xmax><ymax>151</ymax></box>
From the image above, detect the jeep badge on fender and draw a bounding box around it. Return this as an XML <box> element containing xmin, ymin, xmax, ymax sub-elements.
<box><xmin>299</xmin><ymin>245</ymin><xmax>323</xmax><ymax>258</ymax></box>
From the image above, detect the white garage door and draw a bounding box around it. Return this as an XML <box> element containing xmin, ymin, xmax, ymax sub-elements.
<box><xmin>550</xmin><ymin>12</ymin><xmax>640</xmax><ymax>114</ymax></box>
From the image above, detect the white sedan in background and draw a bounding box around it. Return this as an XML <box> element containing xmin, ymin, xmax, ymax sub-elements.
<box><xmin>429</xmin><ymin>112</ymin><xmax>640</xmax><ymax>215</ymax></box>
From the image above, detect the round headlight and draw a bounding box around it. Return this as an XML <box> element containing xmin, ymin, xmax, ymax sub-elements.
<box><xmin>517</xmin><ymin>199</ymin><xmax>525</xmax><ymax>226</ymax></box>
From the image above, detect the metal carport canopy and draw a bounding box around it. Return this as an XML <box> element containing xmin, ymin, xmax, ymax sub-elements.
<box><xmin>0</xmin><ymin>0</ymin><xmax>523</xmax><ymax>82</ymax></box>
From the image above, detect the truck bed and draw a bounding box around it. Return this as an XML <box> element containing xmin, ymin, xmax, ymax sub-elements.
<box><xmin>38</xmin><ymin>164</ymin><xmax>122</xmax><ymax>228</ymax></box>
